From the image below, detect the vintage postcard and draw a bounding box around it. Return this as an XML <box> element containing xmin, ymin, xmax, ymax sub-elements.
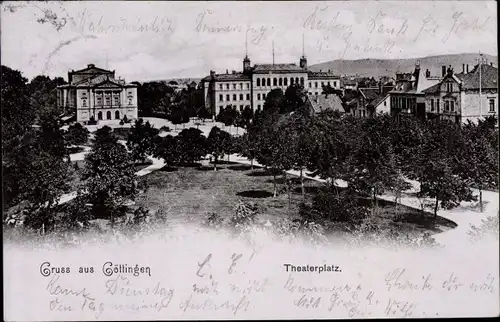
<box><xmin>2</xmin><ymin>0</ymin><xmax>499</xmax><ymax>320</ymax></box>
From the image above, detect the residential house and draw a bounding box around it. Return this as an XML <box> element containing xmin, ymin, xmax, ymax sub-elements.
<box><xmin>422</xmin><ymin>63</ymin><xmax>498</xmax><ymax>124</ymax></box>
<box><xmin>389</xmin><ymin>63</ymin><xmax>442</xmax><ymax>120</ymax></box>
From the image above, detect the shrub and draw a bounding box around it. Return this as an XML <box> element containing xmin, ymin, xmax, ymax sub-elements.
<box><xmin>204</xmin><ymin>212</ymin><xmax>224</xmax><ymax>229</ymax></box>
<box><xmin>299</xmin><ymin>187</ymin><xmax>369</xmax><ymax>226</ymax></box>
<box><xmin>229</xmin><ymin>200</ymin><xmax>259</xmax><ymax>231</ymax></box>
<box><xmin>467</xmin><ymin>213</ymin><xmax>499</xmax><ymax>242</ymax></box>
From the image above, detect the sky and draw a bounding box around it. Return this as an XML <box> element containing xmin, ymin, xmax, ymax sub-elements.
<box><xmin>1</xmin><ymin>1</ymin><xmax>497</xmax><ymax>82</ymax></box>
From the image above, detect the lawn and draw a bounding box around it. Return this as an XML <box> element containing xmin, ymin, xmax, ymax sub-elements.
<box><xmin>135</xmin><ymin>161</ymin><xmax>457</xmax><ymax>240</ymax></box>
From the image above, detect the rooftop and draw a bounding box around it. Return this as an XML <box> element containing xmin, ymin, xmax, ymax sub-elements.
<box><xmin>455</xmin><ymin>64</ymin><xmax>498</xmax><ymax>89</ymax></box>
<box><xmin>308</xmin><ymin>93</ymin><xmax>344</xmax><ymax>113</ymax></box>
<box><xmin>253</xmin><ymin>63</ymin><xmax>306</xmax><ymax>73</ymax></box>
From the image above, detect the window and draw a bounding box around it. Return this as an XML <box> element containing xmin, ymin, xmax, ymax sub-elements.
<box><xmin>290</xmin><ymin>78</ymin><xmax>294</xmax><ymax>85</ymax></box>
<box><xmin>240</xmin><ymin>105</ymin><xmax>243</xmax><ymax>110</ymax></box>
<box><xmin>279</xmin><ymin>78</ymin><xmax>283</xmax><ymax>86</ymax></box>
<box><xmin>82</xmin><ymin>98</ymin><xmax>87</xmax><ymax>107</ymax></box>
<box><xmin>450</xmin><ymin>101</ymin><xmax>455</xmax><ymax>112</ymax></box>
<box><xmin>445</xmin><ymin>101</ymin><xmax>449</xmax><ymax>111</ymax></box>
<box><xmin>97</xmin><ymin>112</ymin><xmax>103</xmax><ymax>120</ymax></box>
<box><xmin>257</xmin><ymin>79</ymin><xmax>260</xmax><ymax>86</ymax></box>
<box><xmin>309</xmin><ymin>82</ymin><xmax>312</xmax><ymax>88</ymax></box>
<box><xmin>128</xmin><ymin>98</ymin><xmax>133</xmax><ymax>105</ymax></box>
<box><xmin>384</xmin><ymin>101</ymin><xmax>387</xmax><ymax>106</ymax></box>
<box><xmin>219</xmin><ymin>106</ymin><xmax>223</xmax><ymax>112</ymax></box>
<box><xmin>315</xmin><ymin>92</ymin><xmax>318</xmax><ymax>95</ymax></box>
<box><xmin>489</xmin><ymin>99</ymin><xmax>496</xmax><ymax>112</ymax></box>
<box><xmin>247</xmin><ymin>84</ymin><xmax>249</xmax><ymax>89</ymax></box>
<box><xmin>226</xmin><ymin>84</ymin><xmax>230</xmax><ymax>90</ymax></box>
<box><xmin>239</xmin><ymin>94</ymin><xmax>243</xmax><ymax>100</ymax></box>
<box><xmin>263</xmin><ymin>93</ymin><xmax>266</xmax><ymax>100</ymax></box>
<box><xmin>257</xmin><ymin>94</ymin><xmax>261</xmax><ymax>100</ymax></box>
<box><xmin>321</xmin><ymin>82</ymin><xmax>324</xmax><ymax>87</ymax></box>
<box><xmin>430</xmin><ymin>99</ymin><xmax>434</xmax><ymax>111</ymax></box>
<box><xmin>315</xmin><ymin>82</ymin><xmax>318</xmax><ymax>88</ymax></box>
<box><xmin>106</xmin><ymin>111</ymin><xmax>112</xmax><ymax>120</ymax></box>
<box><xmin>362</xmin><ymin>110</ymin><xmax>365</xmax><ymax>117</ymax></box>
<box><xmin>114</xmin><ymin>95</ymin><xmax>119</xmax><ymax>105</ymax></box>
<box><xmin>447</xmin><ymin>83</ymin><xmax>453</xmax><ymax>92</ymax></box>
<box><xmin>267</xmin><ymin>78</ymin><xmax>271</xmax><ymax>86</ymax></box>
<box><xmin>257</xmin><ymin>104</ymin><xmax>261</xmax><ymax>109</ymax></box>
<box><xmin>334</xmin><ymin>81</ymin><xmax>337</xmax><ymax>87</ymax></box>
<box><xmin>328</xmin><ymin>81</ymin><xmax>331</xmax><ymax>86</ymax></box>
<box><xmin>226</xmin><ymin>94</ymin><xmax>230</xmax><ymax>101</ymax></box>
<box><xmin>233</xmin><ymin>94</ymin><xmax>237</xmax><ymax>101</ymax></box>
<box><xmin>96</xmin><ymin>95</ymin><xmax>102</xmax><ymax>105</ymax></box>
<box><xmin>115</xmin><ymin>111</ymin><xmax>120</xmax><ymax>119</ymax></box>
<box><xmin>105</xmin><ymin>93</ymin><xmax>110</xmax><ymax>105</ymax></box>
<box><xmin>437</xmin><ymin>99</ymin><xmax>440</xmax><ymax>112</ymax></box>
<box><xmin>220</xmin><ymin>84</ymin><xmax>223</xmax><ymax>90</ymax></box>
<box><xmin>233</xmin><ymin>84</ymin><xmax>237</xmax><ymax>90</ymax></box>
<box><xmin>246</xmin><ymin>94</ymin><xmax>250</xmax><ymax>100</ymax></box>
<box><xmin>240</xmin><ymin>83</ymin><xmax>243</xmax><ymax>89</ymax></box>
<box><xmin>273</xmin><ymin>78</ymin><xmax>277</xmax><ymax>86</ymax></box>
<box><xmin>300</xmin><ymin>77</ymin><xmax>304</xmax><ymax>85</ymax></box>
<box><xmin>219</xmin><ymin>94</ymin><xmax>223</xmax><ymax>101</ymax></box>
<box><xmin>284</xmin><ymin>78</ymin><xmax>288</xmax><ymax>86</ymax></box>
<box><xmin>295</xmin><ymin>77</ymin><xmax>299</xmax><ymax>84</ymax></box>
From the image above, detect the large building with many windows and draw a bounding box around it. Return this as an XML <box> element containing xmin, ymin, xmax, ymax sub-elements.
<box><xmin>201</xmin><ymin>55</ymin><xmax>341</xmax><ymax>116</ymax></box>
<box><xmin>57</xmin><ymin>64</ymin><xmax>138</xmax><ymax>123</ymax></box>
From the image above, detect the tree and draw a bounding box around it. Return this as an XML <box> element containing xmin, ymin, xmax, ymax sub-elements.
<box><xmin>176</xmin><ymin>128</ymin><xmax>208</xmax><ymax>165</ymax></box>
<box><xmin>346</xmin><ymin>115</ymin><xmax>404</xmax><ymax>208</ymax></box>
<box><xmin>263</xmin><ymin>88</ymin><xmax>285</xmax><ymax>115</ymax></box>
<box><xmin>1</xmin><ymin>65</ymin><xmax>33</xmax><ymax>157</ymax></box>
<box><xmin>283</xmin><ymin>84</ymin><xmax>306</xmax><ymax>114</ymax></box>
<box><xmin>80</xmin><ymin>126</ymin><xmax>137</xmax><ymax>225</ymax></box>
<box><xmin>170</xmin><ymin>105</ymin><xmax>189</xmax><ymax>131</ymax></box>
<box><xmin>216</xmin><ymin>106</ymin><xmax>227</xmax><ymax>125</ymax></box>
<box><xmin>240</xmin><ymin>105</ymin><xmax>254</xmax><ymax>129</ymax></box>
<box><xmin>154</xmin><ymin>134</ymin><xmax>180</xmax><ymax>169</ymax></box>
<box><xmin>461</xmin><ymin>116</ymin><xmax>498</xmax><ymax>212</ymax></box>
<box><xmin>417</xmin><ymin>120</ymin><xmax>476</xmax><ymax>217</ymax></box>
<box><xmin>64</xmin><ymin>122</ymin><xmax>90</xmax><ymax>146</ymax></box>
<box><xmin>207</xmin><ymin>126</ymin><xmax>232</xmax><ymax>171</ymax></box>
<box><xmin>127</xmin><ymin>118</ymin><xmax>160</xmax><ymax>163</ymax></box>
<box><xmin>236</xmin><ymin>131</ymin><xmax>258</xmax><ymax>169</ymax></box>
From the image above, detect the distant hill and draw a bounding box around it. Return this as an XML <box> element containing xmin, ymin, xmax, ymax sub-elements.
<box><xmin>310</xmin><ymin>53</ymin><xmax>498</xmax><ymax>78</ymax></box>
<box><xmin>134</xmin><ymin>77</ymin><xmax>202</xmax><ymax>85</ymax></box>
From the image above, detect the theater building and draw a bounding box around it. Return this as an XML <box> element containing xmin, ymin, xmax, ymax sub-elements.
<box><xmin>57</xmin><ymin>64</ymin><xmax>138</xmax><ymax>123</ymax></box>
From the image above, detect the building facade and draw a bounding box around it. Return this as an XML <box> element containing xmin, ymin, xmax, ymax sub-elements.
<box><xmin>201</xmin><ymin>55</ymin><xmax>341</xmax><ymax>116</ymax></box>
<box><xmin>57</xmin><ymin>64</ymin><xmax>138</xmax><ymax>123</ymax></box>
<box><xmin>389</xmin><ymin>63</ymin><xmax>442</xmax><ymax>120</ymax></box>
<box><xmin>423</xmin><ymin>63</ymin><xmax>498</xmax><ymax>124</ymax></box>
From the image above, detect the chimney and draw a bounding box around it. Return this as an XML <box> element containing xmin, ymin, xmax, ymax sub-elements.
<box><xmin>462</xmin><ymin>64</ymin><xmax>466</xmax><ymax>74</ymax></box>
<box><xmin>442</xmin><ymin>66</ymin><xmax>446</xmax><ymax>77</ymax></box>
<box><xmin>446</xmin><ymin>65</ymin><xmax>453</xmax><ymax>77</ymax></box>
<box><xmin>232</xmin><ymin>70</ymin><xmax>236</xmax><ymax>74</ymax></box>
<box><xmin>491</xmin><ymin>62</ymin><xmax>493</xmax><ymax>66</ymax></box>
<box><xmin>425</xmin><ymin>69</ymin><xmax>431</xmax><ymax>78</ymax></box>
<box><xmin>226</xmin><ymin>69</ymin><xmax>228</xmax><ymax>74</ymax></box>
<box><xmin>466</xmin><ymin>64</ymin><xmax>469</xmax><ymax>74</ymax></box>
<box><xmin>87</xmin><ymin>64</ymin><xmax>95</xmax><ymax>68</ymax></box>
<box><xmin>210</xmin><ymin>70</ymin><xmax>215</xmax><ymax>78</ymax></box>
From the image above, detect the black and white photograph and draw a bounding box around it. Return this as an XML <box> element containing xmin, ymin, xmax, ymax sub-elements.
<box><xmin>2</xmin><ymin>0</ymin><xmax>499</xmax><ymax>320</ymax></box>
